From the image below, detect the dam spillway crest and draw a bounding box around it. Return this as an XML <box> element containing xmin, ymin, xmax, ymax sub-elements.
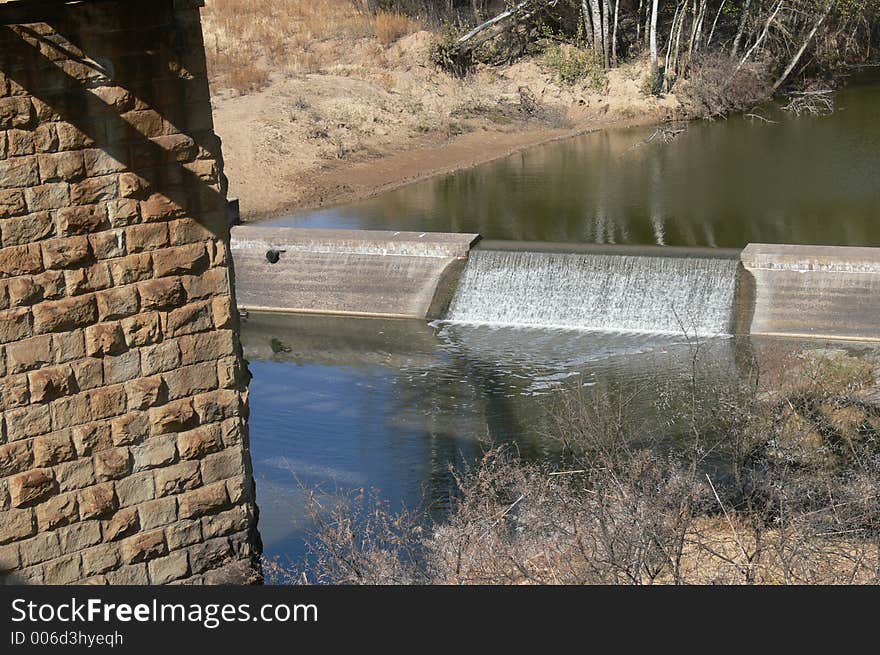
<box><xmin>444</xmin><ymin>249</ymin><xmax>740</xmax><ymax>336</ymax></box>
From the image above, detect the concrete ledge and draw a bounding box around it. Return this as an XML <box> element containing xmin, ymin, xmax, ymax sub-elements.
<box><xmin>230</xmin><ymin>226</ymin><xmax>479</xmax><ymax>319</ymax></box>
<box><xmin>741</xmin><ymin>243</ymin><xmax>880</xmax><ymax>341</ymax></box>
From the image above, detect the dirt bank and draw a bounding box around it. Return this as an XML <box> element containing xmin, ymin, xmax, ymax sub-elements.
<box><xmin>208</xmin><ymin>29</ymin><xmax>682</xmax><ymax>221</ymax></box>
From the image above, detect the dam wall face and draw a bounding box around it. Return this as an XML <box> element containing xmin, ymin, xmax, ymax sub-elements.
<box><xmin>232</xmin><ymin>231</ymin><xmax>880</xmax><ymax>344</ymax></box>
<box><xmin>0</xmin><ymin>0</ymin><xmax>259</xmax><ymax>584</ymax></box>
<box><xmin>231</xmin><ymin>226</ymin><xmax>479</xmax><ymax>319</ymax></box>
<box><xmin>740</xmin><ymin>243</ymin><xmax>880</xmax><ymax>341</ymax></box>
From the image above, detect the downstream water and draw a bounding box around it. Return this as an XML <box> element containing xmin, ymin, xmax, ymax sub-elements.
<box><xmin>244</xmin><ymin>313</ymin><xmax>744</xmax><ymax>563</ymax></box>
<box><xmin>268</xmin><ymin>70</ymin><xmax>880</xmax><ymax>248</ymax></box>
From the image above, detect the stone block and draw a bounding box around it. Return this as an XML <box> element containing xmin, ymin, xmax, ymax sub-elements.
<box><xmin>0</xmin><ymin>243</ymin><xmax>43</xmax><ymax>276</ymax></box>
<box><xmin>126</xmin><ymin>223</ymin><xmax>168</xmax><ymax>253</ymax></box>
<box><xmin>109</xmin><ymin>252</ymin><xmax>152</xmax><ymax>285</ymax></box>
<box><xmin>43</xmin><ymin>553</ymin><xmax>82</xmax><ymax>584</ymax></box>
<box><xmin>114</xmin><ymin>470</ymin><xmax>155</xmax><ymax>507</ymax></box>
<box><xmin>32</xmin><ymin>295</ymin><xmax>96</xmax><ymax>333</ymax></box>
<box><xmin>140</xmin><ymin>340</ymin><xmax>181</xmax><ymax>376</ymax></box>
<box><xmin>9</xmin><ymin>468</ymin><xmax>56</xmax><ymax>507</ymax></box>
<box><xmin>110</xmin><ymin>412</ymin><xmax>149</xmax><ymax>446</ymax></box>
<box><xmin>148</xmin><ymin>549</ymin><xmax>189</xmax><ymax>584</ymax></box>
<box><xmin>0</xmin><ymin>441</ymin><xmax>32</xmax><ymax>477</ymax></box>
<box><xmin>103</xmin><ymin>506</ymin><xmax>139</xmax><ymax>542</ymax></box>
<box><xmin>0</xmin><ymin>156</ymin><xmax>38</xmax><ymax>188</ymax></box>
<box><xmin>121</xmin><ymin>529</ymin><xmax>167</xmax><ymax>564</ymax></box>
<box><xmin>96</xmin><ymin>286</ymin><xmax>139</xmax><ymax>321</ymax></box>
<box><xmin>193</xmin><ymin>390</ymin><xmax>240</xmax><ymax>424</ymax></box>
<box><xmin>5</xmin><ymin>404</ymin><xmax>51</xmax><ymax>440</ymax></box>
<box><xmin>71</xmin><ymin>421</ymin><xmax>113</xmax><ymax>456</ymax></box>
<box><xmin>35</xmin><ymin>492</ymin><xmax>78</xmax><ymax>531</ymax></box>
<box><xmin>120</xmin><ymin>312</ymin><xmax>161</xmax><ymax>348</ymax></box>
<box><xmin>152</xmin><ymin>244</ymin><xmax>208</xmax><ymax>278</ymax></box>
<box><xmin>25</xmin><ymin>183</ymin><xmax>70</xmax><ymax>212</ymax></box>
<box><xmin>32</xmin><ymin>430</ymin><xmax>75</xmax><ymax>467</ymax></box>
<box><xmin>56</xmin><ymin>204</ymin><xmax>108</xmax><ymax>236</ymax></box>
<box><xmin>70</xmin><ymin>357</ymin><xmax>104</xmax><ymax>391</ymax></box>
<box><xmin>178</xmin><ymin>482</ymin><xmax>228</xmax><ymax>520</ymax></box>
<box><xmin>57</xmin><ymin>520</ymin><xmax>102</xmax><ymax>554</ymax></box>
<box><xmin>28</xmin><ymin>366</ymin><xmax>74</xmax><ymax>404</ymax></box>
<box><xmin>82</xmin><ymin>543</ymin><xmax>122</xmax><ymax>576</ymax></box>
<box><xmin>94</xmin><ymin>447</ymin><xmax>131</xmax><ymax>481</ymax></box>
<box><xmin>38</xmin><ymin>151</ymin><xmax>85</xmax><ymax>183</ymax></box>
<box><xmin>85</xmin><ymin>321</ymin><xmax>125</xmax><ymax>357</ymax></box>
<box><xmin>41</xmin><ymin>236</ymin><xmax>92</xmax><ymax>269</ymax></box>
<box><xmin>102</xmin><ymin>351</ymin><xmax>141</xmax><ymax>385</ymax></box>
<box><xmin>138</xmin><ymin>277</ymin><xmax>185</xmax><ymax>311</ymax></box>
<box><xmin>89</xmin><ymin>229</ymin><xmax>126</xmax><ymax>259</ymax></box>
<box><xmin>70</xmin><ymin>175</ymin><xmax>117</xmax><ymax>206</ymax></box>
<box><xmin>54</xmin><ymin>458</ymin><xmax>95</xmax><ymax>492</ymax></box>
<box><xmin>131</xmin><ymin>433</ymin><xmax>177</xmax><ymax>471</ymax></box>
<box><xmin>163</xmin><ymin>361</ymin><xmax>217</xmax><ymax>400</ymax></box>
<box><xmin>77</xmin><ymin>482</ymin><xmax>117</xmax><ymax>519</ymax></box>
<box><xmin>177</xmin><ymin>424</ymin><xmax>221</xmax><ymax>460</ymax></box>
<box><xmin>64</xmin><ymin>262</ymin><xmax>112</xmax><ymax>295</ymax></box>
<box><xmin>5</xmin><ymin>335</ymin><xmax>50</xmax><ymax>374</ymax></box>
<box><xmin>1</xmin><ymin>213</ymin><xmax>53</xmax><ymax>247</ymax></box>
<box><xmin>0</xmin><ymin>307</ymin><xmax>31</xmax><ymax>344</ymax></box>
<box><xmin>166</xmin><ymin>301</ymin><xmax>213</xmax><ymax>337</ymax></box>
<box><xmin>154</xmin><ymin>459</ymin><xmax>201</xmax><ymax>497</ymax></box>
<box><xmin>180</xmin><ymin>330</ymin><xmax>236</xmax><ymax>366</ymax></box>
<box><xmin>0</xmin><ymin>508</ymin><xmax>35</xmax><ymax>545</ymax></box>
<box><xmin>165</xmin><ymin>519</ymin><xmax>201</xmax><ymax>550</ymax></box>
<box><xmin>138</xmin><ymin>496</ymin><xmax>177</xmax><ymax>530</ymax></box>
<box><xmin>125</xmin><ymin>375</ymin><xmax>167</xmax><ymax>411</ymax></box>
<box><xmin>148</xmin><ymin>398</ymin><xmax>196</xmax><ymax>435</ymax></box>
<box><xmin>188</xmin><ymin>536</ymin><xmax>231</xmax><ymax>574</ymax></box>
<box><xmin>89</xmin><ymin>384</ymin><xmax>127</xmax><ymax>420</ymax></box>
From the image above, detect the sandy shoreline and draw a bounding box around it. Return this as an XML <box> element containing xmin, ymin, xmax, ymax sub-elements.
<box><xmin>208</xmin><ymin>30</ymin><xmax>680</xmax><ymax>224</ymax></box>
<box><xmin>232</xmin><ymin>112</ymin><xmax>674</xmax><ymax>223</ymax></box>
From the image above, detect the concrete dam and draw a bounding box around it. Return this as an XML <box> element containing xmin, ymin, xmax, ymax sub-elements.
<box><xmin>231</xmin><ymin>227</ymin><xmax>880</xmax><ymax>342</ymax></box>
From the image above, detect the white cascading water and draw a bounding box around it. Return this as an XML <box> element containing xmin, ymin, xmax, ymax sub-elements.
<box><xmin>445</xmin><ymin>250</ymin><xmax>739</xmax><ymax>336</ymax></box>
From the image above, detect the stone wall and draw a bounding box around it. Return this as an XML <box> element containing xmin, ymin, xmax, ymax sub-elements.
<box><xmin>0</xmin><ymin>0</ymin><xmax>260</xmax><ymax>584</ymax></box>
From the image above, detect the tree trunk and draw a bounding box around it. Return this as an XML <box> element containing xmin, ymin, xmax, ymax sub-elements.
<box><xmin>602</xmin><ymin>0</ymin><xmax>612</xmax><ymax>68</ymax></box>
<box><xmin>589</xmin><ymin>0</ymin><xmax>605</xmax><ymax>64</ymax></box>
<box><xmin>582</xmin><ymin>0</ymin><xmax>597</xmax><ymax>50</ymax></box>
<box><xmin>637</xmin><ymin>0</ymin><xmax>643</xmax><ymax>44</ymax></box>
<box><xmin>731</xmin><ymin>0</ymin><xmax>752</xmax><ymax>56</ymax></box>
<box><xmin>650</xmin><ymin>0</ymin><xmax>660</xmax><ymax>66</ymax></box>
<box><xmin>772</xmin><ymin>0</ymin><xmax>835</xmax><ymax>90</ymax></box>
<box><xmin>706</xmin><ymin>0</ymin><xmax>726</xmax><ymax>48</ymax></box>
<box><xmin>611</xmin><ymin>0</ymin><xmax>620</xmax><ymax>66</ymax></box>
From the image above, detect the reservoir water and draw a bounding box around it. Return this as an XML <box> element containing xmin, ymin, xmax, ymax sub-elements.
<box><xmin>267</xmin><ymin>69</ymin><xmax>880</xmax><ymax>248</ymax></box>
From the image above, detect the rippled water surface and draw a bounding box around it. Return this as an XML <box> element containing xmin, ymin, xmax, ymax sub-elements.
<box><xmin>244</xmin><ymin>313</ymin><xmax>746</xmax><ymax>562</ymax></box>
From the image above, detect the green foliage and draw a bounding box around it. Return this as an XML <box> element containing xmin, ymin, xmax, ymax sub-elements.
<box><xmin>429</xmin><ymin>24</ymin><xmax>472</xmax><ymax>76</ymax></box>
<box><xmin>542</xmin><ymin>44</ymin><xmax>605</xmax><ymax>89</ymax></box>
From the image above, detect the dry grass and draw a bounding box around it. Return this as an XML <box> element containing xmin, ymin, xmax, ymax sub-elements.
<box><xmin>374</xmin><ymin>11</ymin><xmax>420</xmax><ymax>46</ymax></box>
<box><xmin>202</xmin><ymin>0</ymin><xmax>419</xmax><ymax>95</ymax></box>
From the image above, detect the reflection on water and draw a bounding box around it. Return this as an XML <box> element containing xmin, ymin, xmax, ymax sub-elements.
<box><xmin>244</xmin><ymin>313</ymin><xmax>747</xmax><ymax>563</ymax></box>
<box><xmin>268</xmin><ymin>72</ymin><xmax>880</xmax><ymax>248</ymax></box>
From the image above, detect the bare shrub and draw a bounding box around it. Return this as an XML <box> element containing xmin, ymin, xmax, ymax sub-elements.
<box><xmin>676</xmin><ymin>54</ymin><xmax>772</xmax><ymax>119</ymax></box>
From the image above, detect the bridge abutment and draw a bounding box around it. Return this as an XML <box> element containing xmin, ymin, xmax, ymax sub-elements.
<box><xmin>0</xmin><ymin>0</ymin><xmax>260</xmax><ymax>584</ymax></box>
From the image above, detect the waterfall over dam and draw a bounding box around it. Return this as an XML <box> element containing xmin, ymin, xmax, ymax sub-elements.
<box><xmin>445</xmin><ymin>249</ymin><xmax>740</xmax><ymax>335</ymax></box>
